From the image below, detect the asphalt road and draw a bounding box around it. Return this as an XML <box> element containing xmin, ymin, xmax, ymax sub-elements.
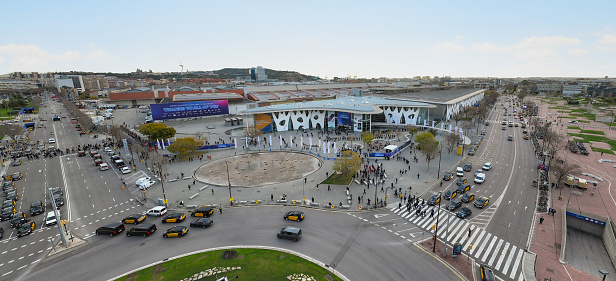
<box><xmin>20</xmin><ymin>206</ymin><xmax>462</xmax><ymax>281</ymax></box>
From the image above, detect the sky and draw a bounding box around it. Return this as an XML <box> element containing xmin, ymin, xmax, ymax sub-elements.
<box><xmin>1</xmin><ymin>0</ymin><xmax>616</xmax><ymax>78</ymax></box>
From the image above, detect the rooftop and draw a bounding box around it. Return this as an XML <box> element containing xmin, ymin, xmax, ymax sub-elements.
<box><xmin>377</xmin><ymin>88</ymin><xmax>484</xmax><ymax>104</ymax></box>
<box><xmin>241</xmin><ymin>96</ymin><xmax>434</xmax><ymax>115</ymax></box>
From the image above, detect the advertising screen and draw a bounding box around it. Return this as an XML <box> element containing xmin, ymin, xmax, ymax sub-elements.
<box><xmin>337</xmin><ymin>112</ymin><xmax>352</xmax><ymax>126</ymax></box>
<box><xmin>150</xmin><ymin>100</ymin><xmax>229</xmax><ymax>120</ymax></box>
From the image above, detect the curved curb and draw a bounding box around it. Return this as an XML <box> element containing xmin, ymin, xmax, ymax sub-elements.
<box><xmin>107</xmin><ymin>245</ymin><xmax>350</xmax><ymax>281</ymax></box>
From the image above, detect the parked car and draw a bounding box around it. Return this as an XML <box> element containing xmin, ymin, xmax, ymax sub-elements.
<box><xmin>277</xmin><ymin>226</ymin><xmax>302</xmax><ymax>242</ymax></box>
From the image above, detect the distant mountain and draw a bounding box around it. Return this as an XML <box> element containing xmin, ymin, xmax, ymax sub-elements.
<box><xmin>213</xmin><ymin>68</ymin><xmax>319</xmax><ymax>82</ymax></box>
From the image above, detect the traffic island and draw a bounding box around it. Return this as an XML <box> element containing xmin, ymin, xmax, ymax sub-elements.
<box><xmin>417</xmin><ymin>238</ymin><xmax>474</xmax><ymax>281</ymax></box>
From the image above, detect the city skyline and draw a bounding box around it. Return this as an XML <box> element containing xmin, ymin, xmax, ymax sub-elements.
<box><xmin>1</xmin><ymin>0</ymin><xmax>615</xmax><ymax>78</ymax></box>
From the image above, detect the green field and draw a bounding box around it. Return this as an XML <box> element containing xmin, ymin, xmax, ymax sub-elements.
<box><xmin>580</xmin><ymin>130</ymin><xmax>605</xmax><ymax>135</ymax></box>
<box><xmin>569</xmin><ymin>108</ymin><xmax>588</xmax><ymax>113</ymax></box>
<box><xmin>567</xmin><ymin>133</ymin><xmax>616</xmax><ymax>151</ymax></box>
<box><xmin>322</xmin><ymin>172</ymin><xmax>353</xmax><ymax>185</ymax></box>
<box><xmin>568</xmin><ymin>113</ymin><xmax>596</xmax><ymax>120</ymax></box>
<box><xmin>567</xmin><ymin>126</ymin><xmax>581</xmax><ymax>130</ymax></box>
<box><xmin>115</xmin><ymin>248</ymin><xmax>342</xmax><ymax>281</ymax></box>
<box><xmin>591</xmin><ymin>147</ymin><xmax>615</xmax><ymax>155</ymax></box>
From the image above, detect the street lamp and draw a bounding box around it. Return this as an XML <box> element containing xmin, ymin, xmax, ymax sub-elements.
<box><xmin>599</xmin><ymin>270</ymin><xmax>609</xmax><ymax>281</ymax></box>
<box><xmin>226</xmin><ymin>160</ymin><xmax>233</xmax><ymax>206</ymax></box>
<box><xmin>443</xmin><ymin>201</ymin><xmax>453</xmax><ymax>257</ymax></box>
<box><xmin>154</xmin><ymin>161</ymin><xmax>168</xmax><ymax>207</ymax></box>
<box><xmin>432</xmin><ymin>191</ymin><xmax>443</xmax><ymax>253</ymax></box>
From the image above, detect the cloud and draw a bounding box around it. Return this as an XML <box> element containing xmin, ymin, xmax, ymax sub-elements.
<box><xmin>83</xmin><ymin>50</ymin><xmax>114</xmax><ymax>62</ymax></box>
<box><xmin>0</xmin><ymin>43</ymin><xmax>115</xmax><ymax>71</ymax></box>
<box><xmin>0</xmin><ymin>57</ymin><xmax>5</xmax><ymax>64</ymax></box>
<box><xmin>471</xmin><ymin>36</ymin><xmax>581</xmax><ymax>62</ymax></box>
<box><xmin>472</xmin><ymin>43</ymin><xmax>511</xmax><ymax>54</ymax></box>
<box><xmin>594</xmin><ymin>34</ymin><xmax>616</xmax><ymax>50</ymax></box>
<box><xmin>430</xmin><ymin>42</ymin><xmax>469</xmax><ymax>54</ymax></box>
<box><xmin>567</xmin><ymin>48</ymin><xmax>588</xmax><ymax>56</ymax></box>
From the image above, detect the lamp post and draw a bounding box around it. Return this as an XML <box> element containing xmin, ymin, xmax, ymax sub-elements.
<box><xmin>226</xmin><ymin>160</ymin><xmax>233</xmax><ymax>205</ymax></box>
<box><xmin>443</xmin><ymin>202</ymin><xmax>453</xmax><ymax>257</ymax></box>
<box><xmin>432</xmin><ymin>191</ymin><xmax>442</xmax><ymax>253</ymax></box>
<box><xmin>437</xmin><ymin>141</ymin><xmax>443</xmax><ymax>179</ymax></box>
<box><xmin>155</xmin><ymin>161</ymin><xmax>168</xmax><ymax>207</ymax></box>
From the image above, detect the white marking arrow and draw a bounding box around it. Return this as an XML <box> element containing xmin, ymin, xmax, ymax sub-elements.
<box><xmin>374</xmin><ymin>214</ymin><xmax>389</xmax><ymax>219</ymax></box>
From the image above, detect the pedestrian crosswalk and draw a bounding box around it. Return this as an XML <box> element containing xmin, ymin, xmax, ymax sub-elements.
<box><xmin>391</xmin><ymin>206</ymin><xmax>524</xmax><ymax>281</ymax></box>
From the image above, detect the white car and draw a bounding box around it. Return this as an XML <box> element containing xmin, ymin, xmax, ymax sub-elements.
<box><xmin>146</xmin><ymin>206</ymin><xmax>167</xmax><ymax>217</ymax></box>
<box><xmin>48</xmin><ymin>138</ymin><xmax>56</xmax><ymax>143</ymax></box>
<box><xmin>138</xmin><ymin>180</ymin><xmax>156</xmax><ymax>190</ymax></box>
<box><xmin>45</xmin><ymin>211</ymin><xmax>58</xmax><ymax>226</ymax></box>
<box><xmin>99</xmin><ymin>163</ymin><xmax>109</xmax><ymax>171</ymax></box>
<box><xmin>482</xmin><ymin>162</ymin><xmax>492</xmax><ymax>170</ymax></box>
<box><xmin>135</xmin><ymin>177</ymin><xmax>152</xmax><ymax>186</ymax></box>
<box><xmin>104</xmin><ymin>147</ymin><xmax>113</xmax><ymax>154</ymax></box>
<box><xmin>474</xmin><ymin>173</ymin><xmax>486</xmax><ymax>184</ymax></box>
<box><xmin>120</xmin><ymin>167</ymin><xmax>131</xmax><ymax>174</ymax></box>
<box><xmin>456</xmin><ymin>167</ymin><xmax>464</xmax><ymax>177</ymax></box>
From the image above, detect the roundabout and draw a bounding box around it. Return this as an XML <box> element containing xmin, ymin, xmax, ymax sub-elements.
<box><xmin>194</xmin><ymin>152</ymin><xmax>321</xmax><ymax>187</ymax></box>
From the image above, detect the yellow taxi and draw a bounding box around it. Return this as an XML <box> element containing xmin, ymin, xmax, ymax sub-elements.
<box><xmin>474</xmin><ymin>197</ymin><xmax>490</xmax><ymax>208</ymax></box>
<box><xmin>122</xmin><ymin>214</ymin><xmax>146</xmax><ymax>224</ymax></box>
<box><xmin>523</xmin><ymin>135</ymin><xmax>529</xmax><ymax>140</ymax></box>
<box><xmin>427</xmin><ymin>195</ymin><xmax>441</xmax><ymax>206</ymax></box>
<box><xmin>284</xmin><ymin>211</ymin><xmax>305</xmax><ymax>221</ymax></box>
<box><xmin>191</xmin><ymin>206</ymin><xmax>214</xmax><ymax>217</ymax></box>
<box><xmin>163</xmin><ymin>226</ymin><xmax>189</xmax><ymax>238</ymax></box>
<box><xmin>161</xmin><ymin>213</ymin><xmax>186</xmax><ymax>223</ymax></box>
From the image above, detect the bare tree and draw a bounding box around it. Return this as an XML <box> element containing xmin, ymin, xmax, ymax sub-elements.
<box><xmin>450</xmin><ymin>112</ymin><xmax>463</xmax><ymax>126</ymax></box>
<box><xmin>0</xmin><ymin>124</ymin><xmax>25</xmax><ymax>141</ymax></box>
<box><xmin>419</xmin><ymin>140</ymin><xmax>439</xmax><ymax>171</ymax></box>
<box><xmin>243</xmin><ymin>126</ymin><xmax>263</xmax><ymax>142</ymax></box>
<box><xmin>551</xmin><ymin>161</ymin><xmax>581</xmax><ymax>196</ymax></box>
<box><xmin>444</xmin><ymin>132</ymin><xmax>459</xmax><ymax>155</ymax></box>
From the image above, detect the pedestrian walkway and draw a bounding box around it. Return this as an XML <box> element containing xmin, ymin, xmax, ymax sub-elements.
<box><xmin>391</xmin><ymin>206</ymin><xmax>525</xmax><ymax>281</ymax></box>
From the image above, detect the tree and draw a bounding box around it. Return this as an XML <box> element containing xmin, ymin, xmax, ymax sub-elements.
<box><xmin>407</xmin><ymin>126</ymin><xmax>419</xmax><ymax>141</ymax></box>
<box><xmin>419</xmin><ymin>139</ymin><xmax>439</xmax><ymax>171</ymax></box>
<box><xmin>332</xmin><ymin>150</ymin><xmax>362</xmax><ymax>177</ymax></box>
<box><xmin>444</xmin><ymin>132</ymin><xmax>459</xmax><ymax>155</ymax></box>
<box><xmin>167</xmin><ymin>137</ymin><xmax>204</xmax><ymax>158</ymax></box>
<box><xmin>551</xmin><ymin>161</ymin><xmax>580</xmax><ymax>196</ymax></box>
<box><xmin>361</xmin><ymin>131</ymin><xmax>374</xmax><ymax>145</ymax></box>
<box><xmin>415</xmin><ymin>131</ymin><xmax>435</xmax><ymax>146</ymax></box>
<box><xmin>139</xmin><ymin>123</ymin><xmax>176</xmax><ymax>141</ymax></box>
<box><xmin>243</xmin><ymin>126</ymin><xmax>263</xmax><ymax>141</ymax></box>
<box><xmin>109</xmin><ymin>125</ymin><xmax>124</xmax><ymax>144</ymax></box>
<box><xmin>451</xmin><ymin>112</ymin><xmax>463</xmax><ymax>126</ymax></box>
<box><xmin>0</xmin><ymin>124</ymin><xmax>24</xmax><ymax>141</ymax></box>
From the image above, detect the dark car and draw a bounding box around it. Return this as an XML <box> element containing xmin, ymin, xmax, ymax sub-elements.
<box><xmin>2</xmin><ymin>199</ymin><xmax>16</xmax><ymax>210</ymax></box>
<box><xmin>277</xmin><ymin>226</ymin><xmax>302</xmax><ymax>242</ymax></box>
<box><xmin>162</xmin><ymin>213</ymin><xmax>186</xmax><ymax>223</ymax></box>
<box><xmin>447</xmin><ymin>200</ymin><xmax>462</xmax><ymax>211</ymax></box>
<box><xmin>461</xmin><ymin>193</ymin><xmax>475</xmax><ymax>203</ymax></box>
<box><xmin>463</xmin><ymin>162</ymin><xmax>472</xmax><ymax>172</ymax></box>
<box><xmin>284</xmin><ymin>211</ymin><xmax>305</xmax><ymax>221</ymax></box>
<box><xmin>77</xmin><ymin>151</ymin><xmax>86</xmax><ymax>157</ymax></box>
<box><xmin>479</xmin><ymin>264</ymin><xmax>495</xmax><ymax>281</ymax></box>
<box><xmin>1</xmin><ymin>207</ymin><xmax>15</xmax><ymax>221</ymax></box>
<box><xmin>457</xmin><ymin>183</ymin><xmax>471</xmax><ymax>194</ymax></box>
<box><xmin>507</xmin><ymin>135</ymin><xmax>513</xmax><ymax>141</ymax></box>
<box><xmin>53</xmin><ymin>195</ymin><xmax>64</xmax><ymax>209</ymax></box>
<box><xmin>10</xmin><ymin>212</ymin><xmax>27</xmax><ymax>228</ymax></box>
<box><xmin>456</xmin><ymin>178</ymin><xmax>467</xmax><ymax>186</ymax></box>
<box><xmin>5</xmin><ymin>191</ymin><xmax>19</xmax><ymax>201</ymax></box>
<box><xmin>444</xmin><ymin>190</ymin><xmax>457</xmax><ymax>200</ymax></box>
<box><xmin>122</xmin><ymin>214</ymin><xmax>146</xmax><ymax>224</ymax></box>
<box><xmin>190</xmin><ymin>218</ymin><xmax>213</xmax><ymax>228</ymax></box>
<box><xmin>474</xmin><ymin>197</ymin><xmax>490</xmax><ymax>208</ymax></box>
<box><xmin>96</xmin><ymin>222</ymin><xmax>125</xmax><ymax>236</ymax></box>
<box><xmin>0</xmin><ymin>227</ymin><xmax>3</xmax><ymax>239</ymax></box>
<box><xmin>427</xmin><ymin>194</ymin><xmax>441</xmax><ymax>206</ymax></box>
<box><xmin>94</xmin><ymin>158</ymin><xmax>103</xmax><ymax>166</ymax></box>
<box><xmin>17</xmin><ymin>220</ymin><xmax>35</xmax><ymax>237</ymax></box>
<box><xmin>191</xmin><ymin>207</ymin><xmax>214</xmax><ymax>217</ymax></box>
<box><xmin>10</xmin><ymin>172</ymin><xmax>23</xmax><ymax>181</ymax></box>
<box><xmin>443</xmin><ymin>173</ymin><xmax>453</xmax><ymax>181</ymax></box>
<box><xmin>2</xmin><ymin>186</ymin><xmax>17</xmax><ymax>196</ymax></box>
<box><xmin>457</xmin><ymin>207</ymin><xmax>472</xmax><ymax>218</ymax></box>
<box><xmin>29</xmin><ymin>200</ymin><xmax>45</xmax><ymax>216</ymax></box>
<box><xmin>51</xmin><ymin>187</ymin><xmax>63</xmax><ymax>196</ymax></box>
<box><xmin>2</xmin><ymin>181</ymin><xmax>14</xmax><ymax>189</ymax></box>
<box><xmin>126</xmin><ymin>223</ymin><xmax>157</xmax><ymax>237</ymax></box>
<box><xmin>163</xmin><ymin>226</ymin><xmax>189</xmax><ymax>238</ymax></box>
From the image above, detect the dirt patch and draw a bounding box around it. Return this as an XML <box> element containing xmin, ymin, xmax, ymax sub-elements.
<box><xmin>195</xmin><ymin>152</ymin><xmax>320</xmax><ymax>187</ymax></box>
<box><xmin>589</xmin><ymin>141</ymin><xmax>611</xmax><ymax>150</ymax></box>
<box><xmin>418</xmin><ymin>239</ymin><xmax>474</xmax><ymax>281</ymax></box>
<box><xmin>150</xmin><ymin>264</ymin><xmax>163</xmax><ymax>278</ymax></box>
<box><xmin>123</xmin><ymin>273</ymin><xmax>137</xmax><ymax>281</ymax></box>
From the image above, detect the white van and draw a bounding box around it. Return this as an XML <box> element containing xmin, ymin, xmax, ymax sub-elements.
<box><xmin>474</xmin><ymin>173</ymin><xmax>486</xmax><ymax>184</ymax></box>
<box><xmin>146</xmin><ymin>206</ymin><xmax>167</xmax><ymax>217</ymax></box>
<box><xmin>45</xmin><ymin>211</ymin><xmax>58</xmax><ymax>226</ymax></box>
<box><xmin>456</xmin><ymin>167</ymin><xmax>464</xmax><ymax>177</ymax></box>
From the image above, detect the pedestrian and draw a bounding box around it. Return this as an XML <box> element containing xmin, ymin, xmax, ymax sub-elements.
<box><xmin>193</xmin><ymin>180</ymin><xmax>196</xmax><ymax>185</ymax></box>
<box><xmin>188</xmin><ymin>185</ymin><xmax>191</xmax><ymax>190</ymax></box>
<box><xmin>328</xmin><ymin>185</ymin><xmax>331</xmax><ymax>191</ymax></box>
<box><xmin>539</xmin><ymin>216</ymin><xmax>544</xmax><ymax>224</ymax></box>
<box><xmin>312</xmin><ymin>197</ymin><xmax>315</xmax><ymax>202</ymax></box>
<box><xmin>430</xmin><ymin>209</ymin><xmax>434</xmax><ymax>218</ymax></box>
<box><xmin>468</xmin><ymin>228</ymin><xmax>471</xmax><ymax>237</ymax></box>
<box><xmin>417</xmin><ymin>173</ymin><xmax>420</xmax><ymax>179</ymax></box>
<box><xmin>211</xmin><ymin>189</ymin><xmax>214</xmax><ymax>195</ymax></box>
<box><xmin>181</xmin><ymin>172</ymin><xmax>184</xmax><ymax>178</ymax></box>
<box><xmin>219</xmin><ymin>207</ymin><xmax>222</xmax><ymax>214</ymax></box>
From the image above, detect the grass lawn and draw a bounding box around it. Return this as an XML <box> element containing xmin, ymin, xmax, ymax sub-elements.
<box><xmin>115</xmin><ymin>248</ymin><xmax>342</xmax><ymax>281</ymax></box>
<box><xmin>569</xmin><ymin>108</ymin><xmax>588</xmax><ymax>113</ymax></box>
<box><xmin>568</xmin><ymin>113</ymin><xmax>596</xmax><ymax>120</ymax></box>
<box><xmin>591</xmin><ymin>147</ymin><xmax>615</xmax><ymax>155</ymax></box>
<box><xmin>567</xmin><ymin>133</ymin><xmax>616</xmax><ymax>150</ymax></box>
<box><xmin>580</xmin><ymin>129</ymin><xmax>605</xmax><ymax>135</ymax></box>
<box><xmin>321</xmin><ymin>172</ymin><xmax>353</xmax><ymax>185</ymax></box>
<box><xmin>567</xmin><ymin>126</ymin><xmax>581</xmax><ymax>130</ymax></box>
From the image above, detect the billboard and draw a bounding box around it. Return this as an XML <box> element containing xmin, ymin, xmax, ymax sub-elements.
<box><xmin>150</xmin><ymin>100</ymin><xmax>229</xmax><ymax>120</ymax></box>
<box><xmin>337</xmin><ymin>112</ymin><xmax>352</xmax><ymax>126</ymax></box>
<box><xmin>255</xmin><ymin>113</ymin><xmax>273</xmax><ymax>132</ymax></box>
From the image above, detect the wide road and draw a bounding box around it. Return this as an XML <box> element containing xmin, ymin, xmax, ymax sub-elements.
<box><xmin>20</xmin><ymin>206</ymin><xmax>462</xmax><ymax>281</ymax></box>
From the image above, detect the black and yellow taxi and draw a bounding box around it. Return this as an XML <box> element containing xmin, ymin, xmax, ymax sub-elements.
<box><xmin>457</xmin><ymin>183</ymin><xmax>471</xmax><ymax>194</ymax></box>
<box><xmin>191</xmin><ymin>207</ymin><xmax>214</xmax><ymax>217</ymax></box>
<box><xmin>122</xmin><ymin>214</ymin><xmax>146</xmax><ymax>224</ymax></box>
<box><xmin>10</xmin><ymin>212</ymin><xmax>27</xmax><ymax>228</ymax></box>
<box><xmin>1</xmin><ymin>207</ymin><xmax>16</xmax><ymax>221</ymax></box>
<box><xmin>443</xmin><ymin>173</ymin><xmax>453</xmax><ymax>181</ymax></box>
<box><xmin>163</xmin><ymin>226</ymin><xmax>189</xmax><ymax>238</ymax></box>
<box><xmin>284</xmin><ymin>211</ymin><xmax>305</xmax><ymax>221</ymax></box>
<box><xmin>456</xmin><ymin>177</ymin><xmax>467</xmax><ymax>186</ymax></box>
<box><xmin>6</xmin><ymin>191</ymin><xmax>19</xmax><ymax>201</ymax></box>
<box><xmin>2</xmin><ymin>181</ymin><xmax>15</xmax><ymax>189</ymax></box>
<box><xmin>444</xmin><ymin>189</ymin><xmax>457</xmax><ymax>200</ymax></box>
<box><xmin>17</xmin><ymin>220</ymin><xmax>36</xmax><ymax>237</ymax></box>
<box><xmin>427</xmin><ymin>194</ymin><xmax>441</xmax><ymax>206</ymax></box>
<box><xmin>2</xmin><ymin>186</ymin><xmax>17</xmax><ymax>196</ymax></box>
<box><xmin>161</xmin><ymin>212</ymin><xmax>186</xmax><ymax>223</ymax></box>
<box><xmin>474</xmin><ymin>197</ymin><xmax>490</xmax><ymax>208</ymax></box>
<box><xmin>479</xmin><ymin>264</ymin><xmax>495</xmax><ymax>281</ymax></box>
<box><xmin>461</xmin><ymin>193</ymin><xmax>475</xmax><ymax>203</ymax></box>
<box><xmin>2</xmin><ymin>199</ymin><xmax>16</xmax><ymax>210</ymax></box>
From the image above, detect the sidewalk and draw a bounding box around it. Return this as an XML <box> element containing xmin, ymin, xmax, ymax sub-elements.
<box><xmin>529</xmin><ymin>96</ymin><xmax>616</xmax><ymax>281</ymax></box>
